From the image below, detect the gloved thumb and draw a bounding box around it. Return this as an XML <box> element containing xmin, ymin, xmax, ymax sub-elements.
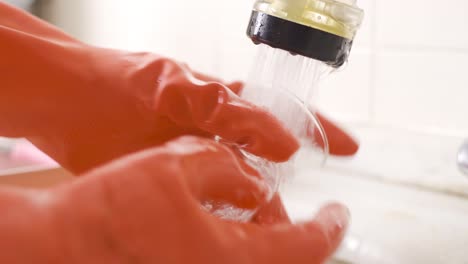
<box><xmin>163</xmin><ymin>136</ymin><xmax>271</xmax><ymax>210</ymax></box>
<box><xmin>249</xmin><ymin>203</ymin><xmax>350</xmax><ymax>264</ymax></box>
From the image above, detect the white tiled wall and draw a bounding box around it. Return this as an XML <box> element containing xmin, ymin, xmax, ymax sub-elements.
<box><xmin>376</xmin><ymin>0</ymin><xmax>468</xmax><ymax>49</ymax></box>
<box><xmin>375</xmin><ymin>51</ymin><xmax>468</xmax><ymax>134</ymax></box>
<box><xmin>42</xmin><ymin>0</ymin><xmax>468</xmax><ymax>136</ymax></box>
<box><xmin>315</xmin><ymin>0</ymin><xmax>374</xmax><ymax>123</ymax></box>
<box><xmin>374</xmin><ymin>0</ymin><xmax>468</xmax><ymax>135</ymax></box>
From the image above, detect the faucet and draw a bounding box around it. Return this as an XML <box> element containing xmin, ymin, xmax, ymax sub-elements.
<box><xmin>458</xmin><ymin>140</ymin><xmax>468</xmax><ymax>176</ymax></box>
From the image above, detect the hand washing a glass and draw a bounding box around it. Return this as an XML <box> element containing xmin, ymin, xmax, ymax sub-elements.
<box><xmin>0</xmin><ymin>1</ymin><xmax>361</xmax><ymax>263</ymax></box>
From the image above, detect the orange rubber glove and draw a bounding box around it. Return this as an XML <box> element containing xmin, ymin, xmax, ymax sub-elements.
<box><xmin>0</xmin><ymin>3</ymin><xmax>357</xmax><ymax>175</ymax></box>
<box><xmin>0</xmin><ymin>2</ymin><xmax>299</xmax><ymax>174</ymax></box>
<box><xmin>0</xmin><ymin>136</ymin><xmax>349</xmax><ymax>264</ymax></box>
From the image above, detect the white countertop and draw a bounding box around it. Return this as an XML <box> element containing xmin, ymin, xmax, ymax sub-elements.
<box><xmin>282</xmin><ymin>125</ymin><xmax>468</xmax><ymax>264</ymax></box>
<box><xmin>283</xmin><ymin>168</ymin><xmax>468</xmax><ymax>264</ymax></box>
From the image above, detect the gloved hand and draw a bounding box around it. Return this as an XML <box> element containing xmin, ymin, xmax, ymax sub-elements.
<box><xmin>0</xmin><ymin>2</ymin><xmax>299</xmax><ymax>174</ymax></box>
<box><xmin>0</xmin><ymin>3</ymin><xmax>357</xmax><ymax>175</ymax></box>
<box><xmin>0</xmin><ymin>136</ymin><xmax>349</xmax><ymax>264</ymax></box>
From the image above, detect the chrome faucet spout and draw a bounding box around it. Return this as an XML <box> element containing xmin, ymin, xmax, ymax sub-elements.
<box><xmin>457</xmin><ymin>140</ymin><xmax>468</xmax><ymax>176</ymax></box>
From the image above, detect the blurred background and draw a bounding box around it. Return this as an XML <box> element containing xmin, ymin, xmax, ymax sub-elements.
<box><xmin>1</xmin><ymin>0</ymin><xmax>468</xmax><ymax>263</ymax></box>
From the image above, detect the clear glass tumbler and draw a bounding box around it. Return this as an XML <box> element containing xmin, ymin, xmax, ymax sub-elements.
<box><xmin>207</xmin><ymin>45</ymin><xmax>330</xmax><ymax>221</ymax></box>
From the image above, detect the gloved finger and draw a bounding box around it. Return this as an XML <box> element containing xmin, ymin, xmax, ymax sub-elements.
<box><xmin>155</xmin><ymin>73</ymin><xmax>300</xmax><ymax>162</ymax></box>
<box><xmin>309</xmin><ymin>111</ymin><xmax>359</xmax><ymax>156</ymax></box>
<box><xmin>252</xmin><ymin>194</ymin><xmax>291</xmax><ymax>225</ymax></box>
<box><xmin>185</xmin><ymin>73</ymin><xmax>357</xmax><ymax>158</ymax></box>
<box><xmin>193</xmin><ymin>85</ymin><xmax>299</xmax><ymax>162</ymax></box>
<box><xmin>0</xmin><ymin>2</ymin><xmax>77</xmax><ymax>42</ymax></box>
<box><xmin>252</xmin><ymin>202</ymin><xmax>349</xmax><ymax>264</ymax></box>
<box><xmin>316</xmin><ymin>112</ymin><xmax>359</xmax><ymax>156</ymax></box>
<box><xmin>190</xmin><ymin>70</ymin><xmax>244</xmax><ymax>95</ymax></box>
<box><xmin>225</xmin><ymin>81</ymin><xmax>244</xmax><ymax>95</ymax></box>
<box><xmin>190</xmin><ymin>73</ymin><xmax>357</xmax><ymax>157</ymax></box>
<box><xmin>163</xmin><ymin>136</ymin><xmax>270</xmax><ymax>210</ymax></box>
<box><xmin>184</xmin><ymin>72</ymin><xmax>359</xmax><ymax>156</ymax></box>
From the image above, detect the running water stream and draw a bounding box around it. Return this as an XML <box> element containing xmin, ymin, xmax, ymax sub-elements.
<box><xmin>207</xmin><ymin>44</ymin><xmax>332</xmax><ymax>221</ymax></box>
